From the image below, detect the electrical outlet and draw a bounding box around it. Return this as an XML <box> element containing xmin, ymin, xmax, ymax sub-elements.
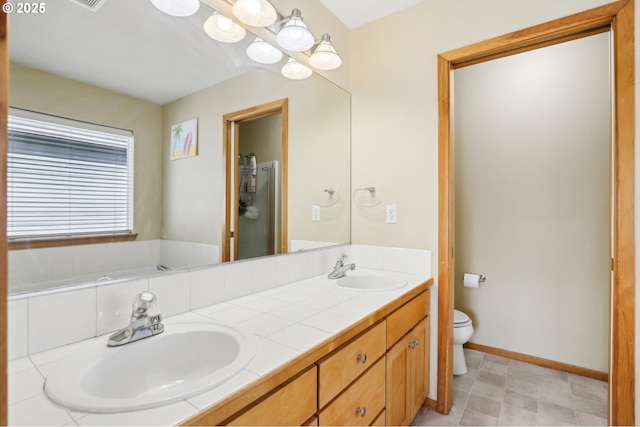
<box><xmin>386</xmin><ymin>204</ymin><xmax>397</xmax><ymax>224</ymax></box>
<box><xmin>312</xmin><ymin>205</ymin><xmax>321</xmax><ymax>222</ymax></box>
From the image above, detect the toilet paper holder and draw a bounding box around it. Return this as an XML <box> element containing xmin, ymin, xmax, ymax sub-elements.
<box><xmin>462</xmin><ymin>274</ymin><xmax>486</xmax><ymax>283</ymax></box>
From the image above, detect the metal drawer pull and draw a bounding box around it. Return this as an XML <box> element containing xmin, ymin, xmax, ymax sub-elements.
<box><xmin>356</xmin><ymin>406</ymin><xmax>366</xmax><ymax>417</ymax></box>
<box><xmin>357</xmin><ymin>353</ymin><xmax>367</xmax><ymax>364</ymax></box>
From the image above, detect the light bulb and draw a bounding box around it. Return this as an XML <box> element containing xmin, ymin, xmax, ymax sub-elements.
<box><xmin>150</xmin><ymin>0</ymin><xmax>200</xmax><ymax>17</ymax></box>
<box><xmin>281</xmin><ymin>58</ymin><xmax>312</xmax><ymax>80</ymax></box>
<box><xmin>245</xmin><ymin>0</ymin><xmax>260</xmax><ymax>14</ymax></box>
<box><xmin>217</xmin><ymin>16</ymin><xmax>233</xmax><ymax>31</ymax></box>
<box><xmin>232</xmin><ymin>0</ymin><xmax>277</xmax><ymax>27</ymax></box>
<box><xmin>204</xmin><ymin>12</ymin><xmax>246</xmax><ymax>44</ymax></box>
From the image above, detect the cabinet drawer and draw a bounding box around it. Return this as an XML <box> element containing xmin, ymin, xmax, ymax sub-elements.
<box><xmin>386</xmin><ymin>290</ymin><xmax>429</xmax><ymax>349</ymax></box>
<box><xmin>228</xmin><ymin>366</ymin><xmax>317</xmax><ymax>426</ymax></box>
<box><xmin>318</xmin><ymin>321</ymin><xmax>386</xmax><ymax>407</ymax></box>
<box><xmin>318</xmin><ymin>357</ymin><xmax>385</xmax><ymax>426</ymax></box>
<box><xmin>371</xmin><ymin>410</ymin><xmax>386</xmax><ymax>426</ymax></box>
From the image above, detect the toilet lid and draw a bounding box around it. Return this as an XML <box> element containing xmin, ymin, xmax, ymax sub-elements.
<box><xmin>454</xmin><ymin>309</ymin><xmax>470</xmax><ymax>324</ymax></box>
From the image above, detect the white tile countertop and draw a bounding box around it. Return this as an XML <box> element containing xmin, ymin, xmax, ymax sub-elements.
<box><xmin>9</xmin><ymin>268</ymin><xmax>431</xmax><ymax>426</ymax></box>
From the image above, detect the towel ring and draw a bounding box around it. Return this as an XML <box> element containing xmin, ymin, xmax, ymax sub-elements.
<box><xmin>353</xmin><ymin>186</ymin><xmax>381</xmax><ymax>208</ymax></box>
<box><xmin>315</xmin><ymin>188</ymin><xmax>341</xmax><ymax>208</ymax></box>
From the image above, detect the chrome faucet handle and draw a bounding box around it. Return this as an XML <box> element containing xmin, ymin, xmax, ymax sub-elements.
<box><xmin>131</xmin><ymin>291</ymin><xmax>157</xmax><ymax>319</ymax></box>
<box><xmin>336</xmin><ymin>252</ymin><xmax>348</xmax><ymax>265</ymax></box>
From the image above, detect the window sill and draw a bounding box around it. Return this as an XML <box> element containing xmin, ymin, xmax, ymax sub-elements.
<box><xmin>9</xmin><ymin>234</ymin><xmax>138</xmax><ymax>251</ymax></box>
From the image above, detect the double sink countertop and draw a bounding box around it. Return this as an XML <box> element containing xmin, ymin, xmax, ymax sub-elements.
<box><xmin>9</xmin><ymin>268</ymin><xmax>432</xmax><ymax>426</ymax></box>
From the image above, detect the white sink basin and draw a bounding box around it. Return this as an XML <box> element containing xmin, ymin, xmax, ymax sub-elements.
<box><xmin>45</xmin><ymin>322</ymin><xmax>257</xmax><ymax>413</ymax></box>
<box><xmin>329</xmin><ymin>270</ymin><xmax>407</xmax><ymax>291</ymax></box>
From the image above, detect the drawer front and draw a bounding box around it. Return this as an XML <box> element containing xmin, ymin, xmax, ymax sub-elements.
<box><xmin>371</xmin><ymin>410</ymin><xmax>386</xmax><ymax>426</ymax></box>
<box><xmin>386</xmin><ymin>290</ymin><xmax>429</xmax><ymax>349</ymax></box>
<box><xmin>318</xmin><ymin>357</ymin><xmax>386</xmax><ymax>426</ymax></box>
<box><xmin>318</xmin><ymin>321</ymin><xmax>386</xmax><ymax>407</ymax></box>
<box><xmin>228</xmin><ymin>366</ymin><xmax>317</xmax><ymax>426</ymax></box>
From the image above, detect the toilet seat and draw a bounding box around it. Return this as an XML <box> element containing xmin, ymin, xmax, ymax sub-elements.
<box><xmin>454</xmin><ymin>309</ymin><xmax>472</xmax><ymax>328</ymax></box>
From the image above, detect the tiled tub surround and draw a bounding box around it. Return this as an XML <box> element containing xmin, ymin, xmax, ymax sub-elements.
<box><xmin>9</xmin><ymin>239</ymin><xmax>220</xmax><ymax>295</ymax></box>
<box><xmin>8</xmin><ymin>244</ymin><xmax>433</xmax><ymax>425</ymax></box>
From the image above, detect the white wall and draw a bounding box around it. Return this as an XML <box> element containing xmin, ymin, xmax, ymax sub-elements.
<box><xmin>454</xmin><ymin>33</ymin><xmax>611</xmax><ymax>371</ymax></box>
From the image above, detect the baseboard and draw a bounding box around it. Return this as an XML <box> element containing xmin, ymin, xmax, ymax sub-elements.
<box><xmin>464</xmin><ymin>342</ymin><xmax>608</xmax><ymax>382</ymax></box>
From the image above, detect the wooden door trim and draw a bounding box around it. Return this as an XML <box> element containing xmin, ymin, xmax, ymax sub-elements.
<box><xmin>437</xmin><ymin>1</ymin><xmax>635</xmax><ymax>425</ymax></box>
<box><xmin>222</xmin><ymin>98</ymin><xmax>289</xmax><ymax>262</ymax></box>
<box><xmin>1</xmin><ymin>10</ymin><xmax>8</xmax><ymax>426</ymax></box>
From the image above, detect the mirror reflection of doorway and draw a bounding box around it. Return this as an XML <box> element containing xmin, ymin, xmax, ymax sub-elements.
<box><xmin>223</xmin><ymin>99</ymin><xmax>288</xmax><ymax>262</ymax></box>
<box><xmin>237</xmin><ymin>115</ymin><xmax>282</xmax><ymax>260</ymax></box>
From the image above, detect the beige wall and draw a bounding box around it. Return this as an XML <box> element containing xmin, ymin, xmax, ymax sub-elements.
<box><xmin>161</xmin><ymin>69</ymin><xmax>350</xmax><ymax>248</ymax></box>
<box><xmin>8</xmin><ymin>63</ymin><xmax>163</xmax><ymax>241</ymax></box>
<box><xmin>453</xmin><ymin>33</ymin><xmax>610</xmax><ymax>371</ymax></box>
<box><xmin>349</xmin><ymin>0</ymin><xmax>619</xmax><ymax>402</ymax></box>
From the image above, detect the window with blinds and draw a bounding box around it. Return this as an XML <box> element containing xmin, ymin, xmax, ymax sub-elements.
<box><xmin>7</xmin><ymin>109</ymin><xmax>134</xmax><ymax>240</ymax></box>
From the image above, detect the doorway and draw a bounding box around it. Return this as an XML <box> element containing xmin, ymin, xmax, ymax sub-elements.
<box><xmin>437</xmin><ymin>1</ymin><xmax>634</xmax><ymax>424</ymax></box>
<box><xmin>453</xmin><ymin>33</ymin><xmax>610</xmax><ymax>374</ymax></box>
<box><xmin>222</xmin><ymin>99</ymin><xmax>289</xmax><ymax>262</ymax></box>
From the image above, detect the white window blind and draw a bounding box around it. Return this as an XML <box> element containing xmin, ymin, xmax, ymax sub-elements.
<box><xmin>7</xmin><ymin>109</ymin><xmax>134</xmax><ymax>240</ymax></box>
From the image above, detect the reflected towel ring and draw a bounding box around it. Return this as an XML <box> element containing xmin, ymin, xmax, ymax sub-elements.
<box><xmin>315</xmin><ymin>187</ymin><xmax>340</xmax><ymax>208</ymax></box>
<box><xmin>353</xmin><ymin>186</ymin><xmax>381</xmax><ymax>207</ymax></box>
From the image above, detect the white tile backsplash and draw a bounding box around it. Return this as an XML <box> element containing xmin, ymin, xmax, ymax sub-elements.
<box><xmin>149</xmin><ymin>272</ymin><xmax>191</xmax><ymax>318</ymax></box>
<box><xmin>8</xmin><ymin>299</ymin><xmax>28</xmax><ymax>360</ymax></box>
<box><xmin>189</xmin><ymin>267</ymin><xmax>225</xmax><ymax>310</ymax></box>
<box><xmin>223</xmin><ymin>261</ymin><xmax>253</xmax><ymax>300</ymax></box>
<box><xmin>250</xmin><ymin>257</ymin><xmax>277</xmax><ymax>293</ymax></box>
<box><xmin>96</xmin><ymin>278</ymin><xmax>149</xmax><ymax>336</ymax></box>
<box><xmin>28</xmin><ymin>287</ymin><xmax>97</xmax><ymax>354</ymax></box>
<box><xmin>12</xmin><ymin>244</ymin><xmax>430</xmax><ymax>358</ymax></box>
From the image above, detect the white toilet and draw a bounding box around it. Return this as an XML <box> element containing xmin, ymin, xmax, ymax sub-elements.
<box><xmin>453</xmin><ymin>309</ymin><xmax>474</xmax><ymax>375</ymax></box>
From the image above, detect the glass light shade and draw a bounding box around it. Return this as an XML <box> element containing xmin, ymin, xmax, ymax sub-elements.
<box><xmin>246</xmin><ymin>38</ymin><xmax>283</xmax><ymax>64</ymax></box>
<box><xmin>149</xmin><ymin>0</ymin><xmax>200</xmax><ymax>17</ymax></box>
<box><xmin>281</xmin><ymin>58</ymin><xmax>312</xmax><ymax>80</ymax></box>
<box><xmin>276</xmin><ymin>10</ymin><xmax>314</xmax><ymax>52</ymax></box>
<box><xmin>309</xmin><ymin>35</ymin><xmax>342</xmax><ymax>70</ymax></box>
<box><xmin>204</xmin><ymin>12</ymin><xmax>246</xmax><ymax>43</ymax></box>
<box><xmin>232</xmin><ymin>0</ymin><xmax>277</xmax><ymax>27</ymax></box>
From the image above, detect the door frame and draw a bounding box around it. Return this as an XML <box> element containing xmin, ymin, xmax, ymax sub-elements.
<box><xmin>222</xmin><ymin>98</ymin><xmax>289</xmax><ymax>262</ymax></box>
<box><xmin>436</xmin><ymin>1</ymin><xmax>635</xmax><ymax>424</ymax></box>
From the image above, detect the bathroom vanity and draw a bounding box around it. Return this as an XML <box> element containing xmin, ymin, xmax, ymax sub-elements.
<box><xmin>184</xmin><ymin>279</ymin><xmax>432</xmax><ymax>426</ymax></box>
<box><xmin>8</xmin><ymin>266</ymin><xmax>433</xmax><ymax>426</ymax></box>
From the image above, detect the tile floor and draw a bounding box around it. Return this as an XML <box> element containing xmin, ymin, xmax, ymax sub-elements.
<box><xmin>412</xmin><ymin>348</ymin><xmax>608</xmax><ymax>426</ymax></box>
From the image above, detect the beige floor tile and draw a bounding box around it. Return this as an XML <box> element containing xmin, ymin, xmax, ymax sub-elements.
<box><xmin>460</xmin><ymin>408</ymin><xmax>499</xmax><ymax>426</ymax></box>
<box><xmin>499</xmin><ymin>403</ymin><xmax>539</xmax><ymax>426</ymax></box>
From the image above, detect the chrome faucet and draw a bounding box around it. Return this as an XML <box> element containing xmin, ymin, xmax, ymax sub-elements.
<box><xmin>107</xmin><ymin>291</ymin><xmax>164</xmax><ymax>347</ymax></box>
<box><xmin>328</xmin><ymin>253</ymin><xmax>355</xmax><ymax>279</ymax></box>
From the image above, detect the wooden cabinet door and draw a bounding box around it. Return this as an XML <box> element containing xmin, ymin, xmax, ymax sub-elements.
<box><xmin>410</xmin><ymin>317</ymin><xmax>429</xmax><ymax>419</ymax></box>
<box><xmin>386</xmin><ymin>333</ymin><xmax>412</xmax><ymax>426</ymax></box>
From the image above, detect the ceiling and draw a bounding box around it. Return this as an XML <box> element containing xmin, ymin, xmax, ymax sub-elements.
<box><xmin>318</xmin><ymin>0</ymin><xmax>424</xmax><ymax>29</ymax></box>
<box><xmin>8</xmin><ymin>0</ymin><xmax>423</xmax><ymax>105</ymax></box>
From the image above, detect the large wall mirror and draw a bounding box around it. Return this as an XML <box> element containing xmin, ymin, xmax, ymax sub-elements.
<box><xmin>8</xmin><ymin>0</ymin><xmax>351</xmax><ymax>296</ymax></box>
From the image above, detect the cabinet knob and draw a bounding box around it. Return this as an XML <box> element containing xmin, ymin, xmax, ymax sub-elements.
<box><xmin>356</xmin><ymin>406</ymin><xmax>366</xmax><ymax>417</ymax></box>
<box><xmin>408</xmin><ymin>340</ymin><xmax>415</xmax><ymax>349</ymax></box>
<box><xmin>357</xmin><ymin>353</ymin><xmax>367</xmax><ymax>364</ymax></box>
<box><xmin>414</xmin><ymin>338</ymin><xmax>419</xmax><ymax>346</ymax></box>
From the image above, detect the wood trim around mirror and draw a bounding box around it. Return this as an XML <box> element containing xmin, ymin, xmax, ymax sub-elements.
<box><xmin>222</xmin><ymin>99</ymin><xmax>289</xmax><ymax>262</ymax></box>
<box><xmin>437</xmin><ymin>1</ymin><xmax>634</xmax><ymax>424</ymax></box>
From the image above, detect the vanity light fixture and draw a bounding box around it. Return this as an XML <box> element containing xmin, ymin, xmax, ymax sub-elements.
<box><xmin>281</xmin><ymin>58</ymin><xmax>312</xmax><ymax>80</ymax></box>
<box><xmin>246</xmin><ymin>37</ymin><xmax>283</xmax><ymax>64</ymax></box>
<box><xmin>232</xmin><ymin>0</ymin><xmax>277</xmax><ymax>27</ymax></box>
<box><xmin>203</xmin><ymin>12</ymin><xmax>246</xmax><ymax>43</ymax></box>
<box><xmin>309</xmin><ymin>34</ymin><xmax>342</xmax><ymax>70</ymax></box>
<box><xmin>149</xmin><ymin>0</ymin><xmax>200</xmax><ymax>17</ymax></box>
<box><xmin>276</xmin><ymin>9</ymin><xmax>314</xmax><ymax>52</ymax></box>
